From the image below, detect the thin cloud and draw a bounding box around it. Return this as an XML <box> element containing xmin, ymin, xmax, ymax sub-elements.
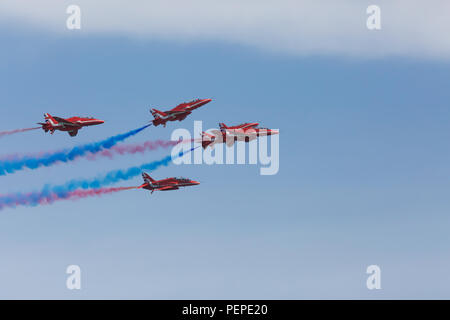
<box><xmin>1</xmin><ymin>0</ymin><xmax>449</xmax><ymax>59</ymax></box>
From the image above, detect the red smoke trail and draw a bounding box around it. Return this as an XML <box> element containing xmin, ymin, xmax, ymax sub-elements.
<box><xmin>0</xmin><ymin>186</ymin><xmax>138</xmax><ymax>210</ymax></box>
<box><xmin>0</xmin><ymin>127</ymin><xmax>40</xmax><ymax>138</ymax></box>
<box><xmin>63</xmin><ymin>186</ymin><xmax>138</xmax><ymax>201</ymax></box>
<box><xmin>85</xmin><ymin>139</ymin><xmax>184</xmax><ymax>160</ymax></box>
<box><xmin>39</xmin><ymin>187</ymin><xmax>139</xmax><ymax>205</ymax></box>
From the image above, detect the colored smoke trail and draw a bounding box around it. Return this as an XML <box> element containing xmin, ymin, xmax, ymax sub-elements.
<box><xmin>64</xmin><ymin>186</ymin><xmax>138</xmax><ymax>200</ymax></box>
<box><xmin>0</xmin><ymin>187</ymin><xmax>137</xmax><ymax>210</ymax></box>
<box><xmin>1</xmin><ymin>139</ymin><xmax>181</xmax><ymax>162</ymax></box>
<box><xmin>0</xmin><ymin>147</ymin><xmax>196</xmax><ymax>211</ymax></box>
<box><xmin>51</xmin><ymin>149</ymin><xmax>195</xmax><ymax>193</ymax></box>
<box><xmin>0</xmin><ymin>127</ymin><xmax>40</xmax><ymax>138</ymax></box>
<box><xmin>85</xmin><ymin>139</ymin><xmax>180</xmax><ymax>160</ymax></box>
<box><xmin>0</xmin><ymin>124</ymin><xmax>151</xmax><ymax>176</ymax></box>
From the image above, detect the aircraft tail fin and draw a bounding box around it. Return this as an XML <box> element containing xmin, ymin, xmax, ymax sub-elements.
<box><xmin>201</xmin><ymin>140</ymin><xmax>213</xmax><ymax>149</ymax></box>
<box><xmin>201</xmin><ymin>131</ymin><xmax>215</xmax><ymax>149</ymax></box>
<box><xmin>44</xmin><ymin>113</ymin><xmax>58</xmax><ymax>125</ymax></box>
<box><xmin>142</xmin><ymin>172</ymin><xmax>156</xmax><ymax>183</ymax></box>
<box><xmin>151</xmin><ymin>108</ymin><xmax>167</xmax><ymax>118</ymax></box>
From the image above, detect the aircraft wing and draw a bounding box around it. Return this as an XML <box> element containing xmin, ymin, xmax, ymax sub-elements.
<box><xmin>236</xmin><ymin>131</ymin><xmax>258</xmax><ymax>138</ymax></box>
<box><xmin>158</xmin><ymin>186</ymin><xmax>179</xmax><ymax>191</ymax></box>
<box><xmin>186</xmin><ymin>104</ymin><xmax>202</xmax><ymax>111</ymax></box>
<box><xmin>171</xmin><ymin>103</ymin><xmax>189</xmax><ymax>112</ymax></box>
<box><xmin>53</xmin><ymin>117</ymin><xmax>82</xmax><ymax>127</ymax></box>
<box><xmin>171</xmin><ymin>110</ymin><xmax>191</xmax><ymax>116</ymax></box>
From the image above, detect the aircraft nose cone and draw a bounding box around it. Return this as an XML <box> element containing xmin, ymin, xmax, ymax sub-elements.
<box><xmin>192</xmin><ymin>181</ymin><xmax>200</xmax><ymax>185</ymax></box>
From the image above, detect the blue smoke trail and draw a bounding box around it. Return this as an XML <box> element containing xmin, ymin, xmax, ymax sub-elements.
<box><xmin>0</xmin><ymin>124</ymin><xmax>151</xmax><ymax>176</ymax></box>
<box><xmin>0</xmin><ymin>147</ymin><xmax>195</xmax><ymax>210</ymax></box>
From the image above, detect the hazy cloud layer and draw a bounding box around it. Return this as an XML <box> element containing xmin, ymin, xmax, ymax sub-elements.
<box><xmin>1</xmin><ymin>0</ymin><xmax>449</xmax><ymax>59</ymax></box>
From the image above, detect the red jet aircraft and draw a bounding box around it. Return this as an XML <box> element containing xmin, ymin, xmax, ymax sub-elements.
<box><xmin>150</xmin><ymin>98</ymin><xmax>212</xmax><ymax>127</ymax></box>
<box><xmin>201</xmin><ymin>122</ymin><xmax>279</xmax><ymax>148</ymax></box>
<box><xmin>38</xmin><ymin>113</ymin><xmax>104</xmax><ymax>137</ymax></box>
<box><xmin>138</xmin><ymin>172</ymin><xmax>200</xmax><ymax>194</ymax></box>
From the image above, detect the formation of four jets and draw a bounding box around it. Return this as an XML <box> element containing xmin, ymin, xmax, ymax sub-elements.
<box><xmin>37</xmin><ymin>99</ymin><xmax>278</xmax><ymax>195</ymax></box>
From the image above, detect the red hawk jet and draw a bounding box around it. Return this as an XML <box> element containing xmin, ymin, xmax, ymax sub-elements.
<box><xmin>201</xmin><ymin>122</ymin><xmax>279</xmax><ymax>148</ymax></box>
<box><xmin>38</xmin><ymin>113</ymin><xmax>104</xmax><ymax>137</ymax></box>
<box><xmin>138</xmin><ymin>172</ymin><xmax>200</xmax><ymax>194</ymax></box>
<box><xmin>150</xmin><ymin>98</ymin><xmax>212</xmax><ymax>127</ymax></box>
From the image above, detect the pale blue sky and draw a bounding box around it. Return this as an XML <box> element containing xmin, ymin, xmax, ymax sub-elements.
<box><xmin>0</xmin><ymin>2</ymin><xmax>450</xmax><ymax>299</ymax></box>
